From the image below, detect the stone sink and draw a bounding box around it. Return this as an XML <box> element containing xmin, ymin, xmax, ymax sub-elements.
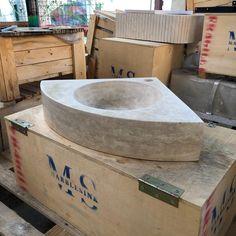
<box><xmin>41</xmin><ymin>78</ymin><xmax>203</xmax><ymax>161</ymax></box>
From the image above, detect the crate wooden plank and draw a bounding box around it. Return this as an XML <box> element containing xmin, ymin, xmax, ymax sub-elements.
<box><xmin>72</xmin><ymin>33</ymin><xmax>86</xmax><ymax>79</ymax></box>
<box><xmin>0</xmin><ymin>56</ymin><xmax>7</xmax><ymax>101</ymax></box>
<box><xmin>4</xmin><ymin>105</ymin><xmax>236</xmax><ymax>236</ymax></box>
<box><xmin>0</xmin><ymin>37</ymin><xmax>20</xmax><ymax>101</ymax></box>
<box><xmin>86</xmin><ymin>15</ymin><xmax>97</xmax><ymax>55</ymax></box>
<box><xmin>94</xmin><ymin>28</ymin><xmax>113</xmax><ymax>39</ymax></box>
<box><xmin>12</xmin><ymin>36</ymin><xmax>68</xmax><ymax>52</ymax></box>
<box><xmin>15</xmin><ymin>46</ymin><xmax>72</xmax><ymax>66</ymax></box>
<box><xmin>187</xmin><ymin>0</ymin><xmax>231</xmax><ymax>10</ymax></box>
<box><xmin>0</xmin><ymin>201</ymin><xmax>43</xmax><ymax>236</ymax></box>
<box><xmin>97</xmin><ymin>17</ymin><xmax>115</xmax><ymax>32</ymax></box>
<box><xmin>16</xmin><ymin>59</ymin><xmax>73</xmax><ymax>83</ymax></box>
<box><xmin>45</xmin><ymin>225</ymin><xmax>72</xmax><ymax>236</ymax></box>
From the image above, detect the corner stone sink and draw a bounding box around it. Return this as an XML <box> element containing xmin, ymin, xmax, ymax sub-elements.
<box><xmin>41</xmin><ymin>78</ymin><xmax>203</xmax><ymax>161</ymax></box>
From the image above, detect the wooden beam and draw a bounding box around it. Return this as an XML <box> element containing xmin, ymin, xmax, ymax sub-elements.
<box><xmin>72</xmin><ymin>32</ymin><xmax>86</xmax><ymax>79</ymax></box>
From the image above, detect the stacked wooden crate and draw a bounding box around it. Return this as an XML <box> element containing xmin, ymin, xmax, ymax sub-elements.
<box><xmin>0</xmin><ymin>30</ymin><xmax>86</xmax><ymax>102</ymax></box>
<box><xmin>86</xmin><ymin>11</ymin><xmax>116</xmax><ymax>78</ymax></box>
<box><xmin>97</xmin><ymin>10</ymin><xmax>203</xmax><ymax>85</ymax></box>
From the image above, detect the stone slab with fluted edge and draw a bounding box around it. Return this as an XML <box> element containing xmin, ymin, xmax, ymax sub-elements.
<box><xmin>41</xmin><ymin>78</ymin><xmax>203</xmax><ymax>161</ymax></box>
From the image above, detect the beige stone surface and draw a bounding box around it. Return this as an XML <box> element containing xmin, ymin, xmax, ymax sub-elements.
<box><xmin>41</xmin><ymin>78</ymin><xmax>203</xmax><ymax>161</ymax></box>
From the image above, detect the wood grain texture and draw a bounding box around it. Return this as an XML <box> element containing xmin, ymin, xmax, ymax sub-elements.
<box><xmin>72</xmin><ymin>32</ymin><xmax>86</xmax><ymax>79</ymax></box>
<box><xmin>16</xmin><ymin>59</ymin><xmax>73</xmax><ymax>83</ymax></box>
<box><xmin>45</xmin><ymin>225</ymin><xmax>73</xmax><ymax>236</ymax></box>
<box><xmin>94</xmin><ymin>28</ymin><xmax>113</xmax><ymax>39</ymax></box>
<box><xmin>86</xmin><ymin>15</ymin><xmax>97</xmax><ymax>55</ymax></box>
<box><xmin>15</xmin><ymin>46</ymin><xmax>72</xmax><ymax>66</ymax></box>
<box><xmin>97</xmin><ymin>17</ymin><xmax>115</xmax><ymax>32</ymax></box>
<box><xmin>12</xmin><ymin>36</ymin><xmax>68</xmax><ymax>52</ymax></box>
<box><xmin>0</xmin><ymin>37</ymin><xmax>20</xmax><ymax>101</ymax></box>
<box><xmin>98</xmin><ymin>38</ymin><xmax>183</xmax><ymax>85</ymax></box>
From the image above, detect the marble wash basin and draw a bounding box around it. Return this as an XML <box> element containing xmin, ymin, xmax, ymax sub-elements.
<box><xmin>41</xmin><ymin>78</ymin><xmax>203</xmax><ymax>161</ymax></box>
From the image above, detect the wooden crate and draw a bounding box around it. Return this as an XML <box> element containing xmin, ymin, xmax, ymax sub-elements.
<box><xmin>199</xmin><ymin>14</ymin><xmax>236</xmax><ymax>77</ymax></box>
<box><xmin>86</xmin><ymin>11</ymin><xmax>115</xmax><ymax>79</ymax></box>
<box><xmin>0</xmin><ymin>32</ymin><xmax>86</xmax><ymax>102</ymax></box>
<box><xmin>97</xmin><ymin>38</ymin><xmax>184</xmax><ymax>85</ymax></box>
<box><xmin>187</xmin><ymin>0</ymin><xmax>232</xmax><ymax>11</ymax></box>
<box><xmin>4</xmin><ymin>105</ymin><xmax>236</xmax><ymax>236</ymax></box>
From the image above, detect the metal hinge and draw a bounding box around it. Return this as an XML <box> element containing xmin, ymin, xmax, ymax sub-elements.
<box><xmin>10</xmin><ymin>119</ymin><xmax>33</xmax><ymax>136</ymax></box>
<box><xmin>139</xmin><ymin>174</ymin><xmax>184</xmax><ymax>208</ymax></box>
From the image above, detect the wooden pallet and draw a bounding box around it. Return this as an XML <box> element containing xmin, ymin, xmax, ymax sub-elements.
<box><xmin>0</xmin><ymin>31</ymin><xmax>86</xmax><ymax>102</ymax></box>
<box><xmin>0</xmin><ymin>152</ymin><xmax>82</xmax><ymax>236</ymax></box>
<box><xmin>86</xmin><ymin>11</ymin><xmax>116</xmax><ymax>78</ymax></box>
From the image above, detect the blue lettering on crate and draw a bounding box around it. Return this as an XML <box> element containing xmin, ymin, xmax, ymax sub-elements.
<box><xmin>47</xmin><ymin>155</ymin><xmax>98</xmax><ymax>210</ymax></box>
<box><xmin>228</xmin><ymin>31</ymin><xmax>236</xmax><ymax>51</ymax></box>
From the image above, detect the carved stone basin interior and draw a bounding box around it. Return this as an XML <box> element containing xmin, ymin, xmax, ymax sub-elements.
<box><xmin>74</xmin><ymin>80</ymin><xmax>160</xmax><ymax>110</ymax></box>
<box><xmin>41</xmin><ymin>78</ymin><xmax>203</xmax><ymax>161</ymax></box>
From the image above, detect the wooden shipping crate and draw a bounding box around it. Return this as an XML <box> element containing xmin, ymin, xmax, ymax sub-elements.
<box><xmin>199</xmin><ymin>14</ymin><xmax>236</xmax><ymax>77</ymax></box>
<box><xmin>0</xmin><ymin>32</ymin><xmax>86</xmax><ymax>102</ymax></box>
<box><xmin>5</xmin><ymin>105</ymin><xmax>236</xmax><ymax>236</ymax></box>
<box><xmin>97</xmin><ymin>38</ymin><xmax>184</xmax><ymax>85</ymax></box>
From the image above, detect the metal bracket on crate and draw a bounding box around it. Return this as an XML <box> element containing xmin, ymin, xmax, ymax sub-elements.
<box><xmin>195</xmin><ymin>1</ymin><xmax>236</xmax><ymax>13</ymax></box>
<box><xmin>138</xmin><ymin>174</ymin><xmax>184</xmax><ymax>208</ymax></box>
<box><xmin>10</xmin><ymin>119</ymin><xmax>33</xmax><ymax>136</ymax></box>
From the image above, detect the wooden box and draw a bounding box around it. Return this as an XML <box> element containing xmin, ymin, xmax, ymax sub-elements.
<box><xmin>5</xmin><ymin>105</ymin><xmax>236</xmax><ymax>236</ymax></box>
<box><xmin>0</xmin><ymin>32</ymin><xmax>86</xmax><ymax>102</ymax></box>
<box><xmin>187</xmin><ymin>0</ymin><xmax>232</xmax><ymax>11</ymax></box>
<box><xmin>199</xmin><ymin>14</ymin><xmax>236</xmax><ymax>77</ymax></box>
<box><xmin>97</xmin><ymin>38</ymin><xmax>184</xmax><ymax>85</ymax></box>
